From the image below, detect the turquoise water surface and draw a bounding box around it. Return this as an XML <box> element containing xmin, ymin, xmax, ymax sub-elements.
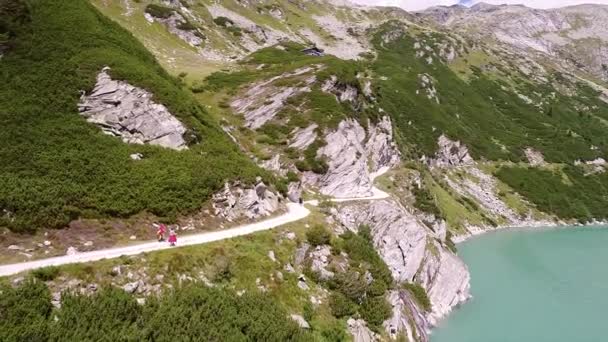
<box><xmin>432</xmin><ymin>225</ymin><xmax>608</xmax><ymax>342</ymax></box>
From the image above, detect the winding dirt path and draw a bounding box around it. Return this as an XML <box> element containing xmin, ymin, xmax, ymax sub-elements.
<box><xmin>0</xmin><ymin>168</ymin><xmax>392</xmax><ymax>277</ymax></box>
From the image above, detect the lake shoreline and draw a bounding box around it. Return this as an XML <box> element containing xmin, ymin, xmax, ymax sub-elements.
<box><xmin>432</xmin><ymin>224</ymin><xmax>608</xmax><ymax>342</ymax></box>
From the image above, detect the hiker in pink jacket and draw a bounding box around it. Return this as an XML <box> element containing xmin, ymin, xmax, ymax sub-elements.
<box><xmin>168</xmin><ymin>228</ymin><xmax>177</xmax><ymax>246</ymax></box>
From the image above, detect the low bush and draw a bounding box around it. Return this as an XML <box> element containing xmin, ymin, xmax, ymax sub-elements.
<box><xmin>328</xmin><ymin>291</ymin><xmax>357</xmax><ymax>318</ymax></box>
<box><xmin>306</xmin><ymin>224</ymin><xmax>332</xmax><ymax>246</ymax></box>
<box><xmin>403</xmin><ymin>282</ymin><xmax>432</xmax><ymax>312</ymax></box>
<box><xmin>213</xmin><ymin>16</ymin><xmax>234</xmax><ymax>27</ymax></box>
<box><xmin>144</xmin><ymin>4</ymin><xmax>174</xmax><ymax>19</ymax></box>
<box><xmin>31</xmin><ymin>266</ymin><xmax>60</xmax><ymax>281</ymax></box>
<box><xmin>0</xmin><ymin>281</ymin><xmax>311</xmax><ymax>341</ymax></box>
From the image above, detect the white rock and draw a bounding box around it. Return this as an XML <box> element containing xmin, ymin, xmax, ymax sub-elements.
<box><xmin>306</xmin><ymin>116</ymin><xmax>399</xmax><ymax>198</ymax></box>
<box><xmin>289</xmin><ymin>124</ymin><xmax>318</xmax><ymax>150</ymax></box>
<box><xmin>429</xmin><ymin>134</ymin><xmax>474</xmax><ymax>167</ymax></box>
<box><xmin>130</xmin><ymin>153</ymin><xmax>143</xmax><ymax>161</ymax></box>
<box><xmin>347</xmin><ymin>318</ymin><xmax>377</xmax><ymax>342</ymax></box>
<box><xmin>130</xmin><ymin>235</ymin><xmax>137</xmax><ymax>240</ymax></box>
<box><xmin>524</xmin><ymin>147</ymin><xmax>545</xmax><ymax>166</ymax></box>
<box><xmin>310</xmin><ymin>245</ymin><xmax>334</xmax><ymax>280</ymax></box>
<box><xmin>43</xmin><ymin>240</ymin><xmax>52</xmax><ymax>246</ymax></box>
<box><xmin>83</xmin><ymin>241</ymin><xmax>93</xmax><ymax>247</ymax></box>
<box><xmin>383</xmin><ymin>290</ymin><xmax>429</xmax><ymax>342</ymax></box>
<box><xmin>212</xmin><ymin>182</ymin><xmax>281</xmax><ymax>221</ymax></box>
<box><xmin>123</xmin><ymin>281</ymin><xmax>139</xmax><ymax>294</ymax></box>
<box><xmin>290</xmin><ymin>314</ymin><xmax>311</xmax><ymax>329</ymax></box>
<box><xmin>268</xmin><ymin>250</ymin><xmax>277</xmax><ymax>262</ymax></box>
<box><xmin>7</xmin><ymin>245</ymin><xmax>22</xmax><ymax>251</ymax></box>
<box><xmin>66</xmin><ymin>246</ymin><xmax>78</xmax><ymax>256</ymax></box>
<box><xmin>79</xmin><ymin>68</ymin><xmax>187</xmax><ymax>150</ymax></box>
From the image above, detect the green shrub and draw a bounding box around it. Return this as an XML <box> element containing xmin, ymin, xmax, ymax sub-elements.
<box><xmin>1</xmin><ymin>281</ymin><xmax>311</xmax><ymax>341</ymax></box>
<box><xmin>328</xmin><ymin>291</ymin><xmax>357</xmax><ymax>318</ymax></box>
<box><xmin>306</xmin><ymin>224</ymin><xmax>332</xmax><ymax>246</ymax></box>
<box><xmin>0</xmin><ymin>279</ymin><xmax>51</xmax><ymax>341</ymax></box>
<box><xmin>403</xmin><ymin>282</ymin><xmax>432</xmax><ymax>312</ymax></box>
<box><xmin>360</xmin><ymin>296</ymin><xmax>392</xmax><ymax>331</ymax></box>
<box><xmin>320</xmin><ymin>320</ymin><xmax>349</xmax><ymax>342</ymax></box>
<box><xmin>176</xmin><ymin>21</ymin><xmax>196</xmax><ymax>31</ymax></box>
<box><xmin>31</xmin><ymin>266</ymin><xmax>60</xmax><ymax>281</ymax></box>
<box><xmin>213</xmin><ymin>16</ymin><xmax>234</xmax><ymax>27</ymax></box>
<box><xmin>342</xmin><ymin>226</ymin><xmax>393</xmax><ymax>288</ymax></box>
<box><xmin>144</xmin><ymin>4</ymin><xmax>174</xmax><ymax>19</ymax></box>
<box><xmin>331</xmin><ymin>271</ymin><xmax>368</xmax><ymax>303</ymax></box>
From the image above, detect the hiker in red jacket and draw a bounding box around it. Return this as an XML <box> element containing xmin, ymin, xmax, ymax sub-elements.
<box><xmin>156</xmin><ymin>223</ymin><xmax>166</xmax><ymax>242</ymax></box>
<box><xmin>168</xmin><ymin>228</ymin><xmax>177</xmax><ymax>246</ymax></box>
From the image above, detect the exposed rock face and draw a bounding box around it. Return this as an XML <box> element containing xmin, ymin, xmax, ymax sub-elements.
<box><xmin>384</xmin><ymin>290</ymin><xmax>429</xmax><ymax>342</ymax></box>
<box><xmin>524</xmin><ymin>147</ymin><xmax>546</xmax><ymax>166</ymax></box>
<box><xmin>322</xmin><ymin>75</ymin><xmax>360</xmax><ymax>103</ymax></box>
<box><xmin>79</xmin><ymin>68</ymin><xmax>187</xmax><ymax>150</ymax></box>
<box><xmin>417</xmin><ymin>247</ymin><xmax>470</xmax><ymax>326</ymax></box>
<box><xmin>231</xmin><ymin>67</ymin><xmax>316</xmax><ymax>129</ymax></box>
<box><xmin>304</xmin><ymin>116</ymin><xmax>400</xmax><ymax>198</ymax></box>
<box><xmin>421</xmin><ymin>4</ymin><xmax>608</xmax><ymax>82</ymax></box>
<box><xmin>287</xmin><ymin>182</ymin><xmax>302</xmax><ymax>203</ymax></box>
<box><xmin>417</xmin><ymin>74</ymin><xmax>439</xmax><ymax>104</ymax></box>
<box><xmin>309</xmin><ymin>245</ymin><xmax>335</xmax><ymax>280</ymax></box>
<box><xmin>347</xmin><ymin>318</ymin><xmax>378</xmax><ymax>342</ymax></box>
<box><xmin>446</xmin><ymin>167</ymin><xmax>521</xmax><ymax>224</ymax></box>
<box><xmin>289</xmin><ymin>124</ymin><xmax>318</xmax><ymax>150</ymax></box>
<box><xmin>428</xmin><ymin>134</ymin><xmax>474</xmax><ymax>167</ymax></box>
<box><xmin>212</xmin><ymin>181</ymin><xmax>281</xmax><ymax>221</ymax></box>
<box><xmin>335</xmin><ymin>200</ymin><xmax>470</xmax><ymax>327</ymax></box>
<box><xmin>337</xmin><ymin>200</ymin><xmax>429</xmax><ymax>282</ymax></box>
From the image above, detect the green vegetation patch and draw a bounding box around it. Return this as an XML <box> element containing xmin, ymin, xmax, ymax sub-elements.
<box><xmin>496</xmin><ymin>165</ymin><xmax>608</xmax><ymax>222</ymax></box>
<box><xmin>0</xmin><ymin>280</ymin><xmax>311</xmax><ymax>341</ymax></box>
<box><xmin>402</xmin><ymin>282</ymin><xmax>432</xmax><ymax>312</ymax></box>
<box><xmin>371</xmin><ymin>23</ymin><xmax>608</xmax><ymax>163</ymax></box>
<box><xmin>144</xmin><ymin>4</ymin><xmax>174</xmax><ymax>19</ymax></box>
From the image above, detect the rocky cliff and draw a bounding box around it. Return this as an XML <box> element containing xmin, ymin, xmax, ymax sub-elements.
<box><xmin>79</xmin><ymin>68</ymin><xmax>187</xmax><ymax>150</ymax></box>
<box><xmin>335</xmin><ymin>199</ymin><xmax>470</xmax><ymax>335</ymax></box>
<box><xmin>303</xmin><ymin>116</ymin><xmax>400</xmax><ymax>198</ymax></box>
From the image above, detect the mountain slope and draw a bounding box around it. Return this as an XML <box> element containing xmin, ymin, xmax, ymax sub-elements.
<box><xmin>0</xmin><ymin>0</ymin><xmax>269</xmax><ymax>232</ymax></box>
<box><xmin>418</xmin><ymin>3</ymin><xmax>608</xmax><ymax>84</ymax></box>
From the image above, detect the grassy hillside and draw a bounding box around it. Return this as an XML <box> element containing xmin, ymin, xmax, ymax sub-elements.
<box><xmin>0</xmin><ymin>0</ymin><xmax>269</xmax><ymax>232</ymax></box>
<box><xmin>371</xmin><ymin>24</ymin><xmax>608</xmax><ymax>163</ymax></box>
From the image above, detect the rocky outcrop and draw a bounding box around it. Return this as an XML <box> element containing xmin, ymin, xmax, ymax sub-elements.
<box><xmin>290</xmin><ymin>314</ymin><xmax>311</xmax><ymax>329</ymax></box>
<box><xmin>211</xmin><ymin>180</ymin><xmax>281</xmax><ymax>221</ymax></box>
<box><xmin>334</xmin><ymin>200</ymin><xmax>470</xmax><ymax>328</ymax></box>
<box><xmin>446</xmin><ymin>167</ymin><xmax>521</xmax><ymax>223</ymax></box>
<box><xmin>417</xmin><ymin>246</ymin><xmax>470</xmax><ymax>326</ymax></box>
<box><xmin>231</xmin><ymin>67</ymin><xmax>316</xmax><ymax>129</ymax></box>
<box><xmin>384</xmin><ymin>290</ymin><xmax>429</xmax><ymax>342</ymax></box>
<box><xmin>79</xmin><ymin>68</ymin><xmax>187</xmax><ymax>150</ymax></box>
<box><xmin>322</xmin><ymin>76</ymin><xmax>360</xmax><ymax>103</ymax></box>
<box><xmin>347</xmin><ymin>318</ymin><xmax>378</xmax><ymax>342</ymax></box>
<box><xmin>524</xmin><ymin>147</ymin><xmax>546</xmax><ymax>166</ymax></box>
<box><xmin>417</xmin><ymin>74</ymin><xmax>439</xmax><ymax>104</ymax></box>
<box><xmin>304</xmin><ymin>116</ymin><xmax>400</xmax><ymax>198</ymax></box>
<box><xmin>309</xmin><ymin>245</ymin><xmax>335</xmax><ymax>280</ymax></box>
<box><xmin>289</xmin><ymin>124</ymin><xmax>318</xmax><ymax>150</ymax></box>
<box><xmin>427</xmin><ymin>134</ymin><xmax>474</xmax><ymax>168</ymax></box>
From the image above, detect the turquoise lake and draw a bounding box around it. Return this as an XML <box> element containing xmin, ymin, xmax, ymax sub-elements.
<box><xmin>432</xmin><ymin>225</ymin><xmax>608</xmax><ymax>342</ymax></box>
